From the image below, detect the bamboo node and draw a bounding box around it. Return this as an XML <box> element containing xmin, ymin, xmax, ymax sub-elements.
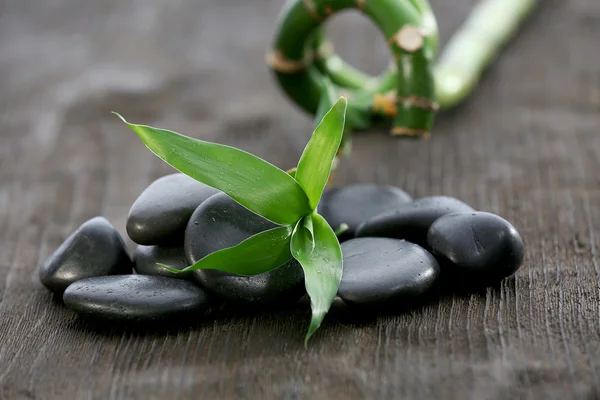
<box><xmin>389</xmin><ymin>25</ymin><xmax>424</xmax><ymax>52</ymax></box>
<box><xmin>302</xmin><ymin>0</ymin><xmax>323</xmax><ymax>21</ymax></box>
<box><xmin>266</xmin><ymin>50</ymin><xmax>307</xmax><ymax>74</ymax></box>
<box><xmin>391</xmin><ymin>127</ymin><xmax>431</xmax><ymax>138</ymax></box>
<box><xmin>372</xmin><ymin>92</ymin><xmax>397</xmax><ymax>116</ymax></box>
<box><xmin>396</xmin><ymin>95</ymin><xmax>439</xmax><ymax>111</ymax></box>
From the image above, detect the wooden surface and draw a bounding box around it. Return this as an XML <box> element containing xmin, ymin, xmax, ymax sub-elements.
<box><xmin>1</xmin><ymin>0</ymin><xmax>600</xmax><ymax>398</ymax></box>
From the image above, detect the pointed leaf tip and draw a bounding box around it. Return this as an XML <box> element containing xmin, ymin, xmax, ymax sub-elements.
<box><xmin>304</xmin><ymin>310</ymin><xmax>325</xmax><ymax>347</ymax></box>
<box><xmin>292</xmin><ymin>213</ymin><xmax>343</xmax><ymax>346</ymax></box>
<box><xmin>157</xmin><ymin>263</ymin><xmax>181</xmax><ymax>274</ymax></box>
<box><xmin>295</xmin><ymin>97</ymin><xmax>348</xmax><ymax>210</ymax></box>
<box><xmin>112</xmin><ymin>111</ymin><xmax>127</xmax><ymax>123</ymax></box>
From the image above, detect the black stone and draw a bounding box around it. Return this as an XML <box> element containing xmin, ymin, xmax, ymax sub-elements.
<box><xmin>63</xmin><ymin>275</ymin><xmax>208</xmax><ymax>321</ymax></box>
<box><xmin>338</xmin><ymin>238</ymin><xmax>440</xmax><ymax>306</ymax></box>
<box><xmin>133</xmin><ymin>245</ymin><xmax>193</xmax><ymax>281</ymax></box>
<box><xmin>355</xmin><ymin>196</ymin><xmax>475</xmax><ymax>247</ymax></box>
<box><xmin>184</xmin><ymin>192</ymin><xmax>305</xmax><ymax>305</ymax></box>
<box><xmin>127</xmin><ymin>173</ymin><xmax>219</xmax><ymax>245</ymax></box>
<box><xmin>39</xmin><ymin>217</ymin><xmax>132</xmax><ymax>293</ymax></box>
<box><xmin>427</xmin><ymin>212</ymin><xmax>525</xmax><ymax>288</ymax></box>
<box><xmin>318</xmin><ymin>184</ymin><xmax>412</xmax><ymax>241</ymax></box>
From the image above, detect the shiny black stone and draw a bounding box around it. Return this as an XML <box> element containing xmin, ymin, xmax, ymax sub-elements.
<box><xmin>318</xmin><ymin>184</ymin><xmax>412</xmax><ymax>241</ymax></box>
<box><xmin>338</xmin><ymin>238</ymin><xmax>440</xmax><ymax>306</ymax></box>
<box><xmin>133</xmin><ymin>245</ymin><xmax>193</xmax><ymax>281</ymax></box>
<box><xmin>184</xmin><ymin>192</ymin><xmax>305</xmax><ymax>305</ymax></box>
<box><xmin>427</xmin><ymin>212</ymin><xmax>525</xmax><ymax>288</ymax></box>
<box><xmin>127</xmin><ymin>173</ymin><xmax>219</xmax><ymax>245</ymax></box>
<box><xmin>39</xmin><ymin>217</ymin><xmax>132</xmax><ymax>293</ymax></box>
<box><xmin>356</xmin><ymin>196</ymin><xmax>475</xmax><ymax>247</ymax></box>
<box><xmin>63</xmin><ymin>275</ymin><xmax>208</xmax><ymax>321</ymax></box>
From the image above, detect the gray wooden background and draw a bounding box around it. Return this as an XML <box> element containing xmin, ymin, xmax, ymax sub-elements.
<box><xmin>1</xmin><ymin>0</ymin><xmax>600</xmax><ymax>398</ymax></box>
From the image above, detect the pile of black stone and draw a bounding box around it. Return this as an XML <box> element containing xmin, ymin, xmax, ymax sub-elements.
<box><xmin>38</xmin><ymin>173</ymin><xmax>524</xmax><ymax>323</ymax></box>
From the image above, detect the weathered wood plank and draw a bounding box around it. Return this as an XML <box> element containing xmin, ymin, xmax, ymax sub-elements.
<box><xmin>1</xmin><ymin>0</ymin><xmax>600</xmax><ymax>398</ymax></box>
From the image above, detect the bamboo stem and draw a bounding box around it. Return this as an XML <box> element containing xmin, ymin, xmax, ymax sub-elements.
<box><xmin>268</xmin><ymin>0</ymin><xmax>538</xmax><ymax>142</ymax></box>
<box><xmin>270</xmin><ymin>0</ymin><xmax>436</xmax><ymax>135</ymax></box>
<box><xmin>307</xmin><ymin>0</ymin><xmax>537</xmax><ymax>111</ymax></box>
<box><xmin>435</xmin><ymin>0</ymin><xmax>538</xmax><ymax>108</ymax></box>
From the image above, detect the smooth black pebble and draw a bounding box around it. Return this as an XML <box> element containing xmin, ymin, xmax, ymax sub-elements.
<box><xmin>127</xmin><ymin>173</ymin><xmax>219</xmax><ymax>245</ymax></box>
<box><xmin>184</xmin><ymin>192</ymin><xmax>305</xmax><ymax>305</ymax></box>
<box><xmin>338</xmin><ymin>238</ymin><xmax>440</xmax><ymax>306</ymax></box>
<box><xmin>39</xmin><ymin>217</ymin><xmax>132</xmax><ymax>293</ymax></box>
<box><xmin>63</xmin><ymin>275</ymin><xmax>208</xmax><ymax>322</ymax></box>
<box><xmin>356</xmin><ymin>196</ymin><xmax>474</xmax><ymax>247</ymax></box>
<box><xmin>133</xmin><ymin>245</ymin><xmax>193</xmax><ymax>281</ymax></box>
<box><xmin>318</xmin><ymin>183</ymin><xmax>412</xmax><ymax>241</ymax></box>
<box><xmin>427</xmin><ymin>212</ymin><xmax>525</xmax><ymax>288</ymax></box>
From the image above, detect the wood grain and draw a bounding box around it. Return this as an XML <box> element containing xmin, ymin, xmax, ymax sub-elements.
<box><xmin>1</xmin><ymin>0</ymin><xmax>600</xmax><ymax>398</ymax></box>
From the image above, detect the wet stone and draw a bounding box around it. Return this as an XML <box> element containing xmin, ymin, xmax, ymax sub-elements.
<box><xmin>63</xmin><ymin>275</ymin><xmax>208</xmax><ymax>322</ymax></box>
<box><xmin>127</xmin><ymin>173</ymin><xmax>219</xmax><ymax>245</ymax></box>
<box><xmin>39</xmin><ymin>217</ymin><xmax>132</xmax><ymax>293</ymax></box>
<box><xmin>355</xmin><ymin>196</ymin><xmax>475</xmax><ymax>247</ymax></box>
<box><xmin>427</xmin><ymin>211</ymin><xmax>525</xmax><ymax>288</ymax></box>
<box><xmin>318</xmin><ymin>184</ymin><xmax>412</xmax><ymax>241</ymax></box>
<box><xmin>133</xmin><ymin>245</ymin><xmax>194</xmax><ymax>281</ymax></box>
<box><xmin>338</xmin><ymin>237</ymin><xmax>440</xmax><ymax>306</ymax></box>
<box><xmin>184</xmin><ymin>192</ymin><xmax>305</xmax><ymax>305</ymax></box>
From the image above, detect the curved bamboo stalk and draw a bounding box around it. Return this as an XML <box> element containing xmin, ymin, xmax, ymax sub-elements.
<box><xmin>268</xmin><ymin>0</ymin><xmax>436</xmax><ymax>137</ymax></box>
<box><xmin>269</xmin><ymin>0</ymin><xmax>537</xmax><ymax>135</ymax></box>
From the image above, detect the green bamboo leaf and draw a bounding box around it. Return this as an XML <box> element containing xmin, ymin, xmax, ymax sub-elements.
<box><xmin>291</xmin><ymin>216</ymin><xmax>315</xmax><ymax>257</ymax></box>
<box><xmin>160</xmin><ymin>226</ymin><xmax>293</xmax><ymax>276</ymax></box>
<box><xmin>302</xmin><ymin>214</ymin><xmax>315</xmax><ymax>252</ymax></box>
<box><xmin>291</xmin><ymin>213</ymin><xmax>343</xmax><ymax>346</ymax></box>
<box><xmin>295</xmin><ymin>97</ymin><xmax>347</xmax><ymax>210</ymax></box>
<box><xmin>114</xmin><ymin>113</ymin><xmax>311</xmax><ymax>226</ymax></box>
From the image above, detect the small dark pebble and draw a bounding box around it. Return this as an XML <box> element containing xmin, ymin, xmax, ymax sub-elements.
<box><xmin>355</xmin><ymin>196</ymin><xmax>475</xmax><ymax>247</ymax></box>
<box><xmin>318</xmin><ymin>184</ymin><xmax>412</xmax><ymax>241</ymax></box>
<box><xmin>133</xmin><ymin>245</ymin><xmax>193</xmax><ymax>281</ymax></box>
<box><xmin>39</xmin><ymin>217</ymin><xmax>132</xmax><ymax>293</ymax></box>
<box><xmin>63</xmin><ymin>275</ymin><xmax>208</xmax><ymax>322</ymax></box>
<box><xmin>127</xmin><ymin>173</ymin><xmax>219</xmax><ymax>245</ymax></box>
<box><xmin>338</xmin><ymin>238</ymin><xmax>440</xmax><ymax>306</ymax></box>
<box><xmin>427</xmin><ymin>212</ymin><xmax>525</xmax><ymax>289</ymax></box>
<box><xmin>184</xmin><ymin>192</ymin><xmax>305</xmax><ymax>305</ymax></box>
